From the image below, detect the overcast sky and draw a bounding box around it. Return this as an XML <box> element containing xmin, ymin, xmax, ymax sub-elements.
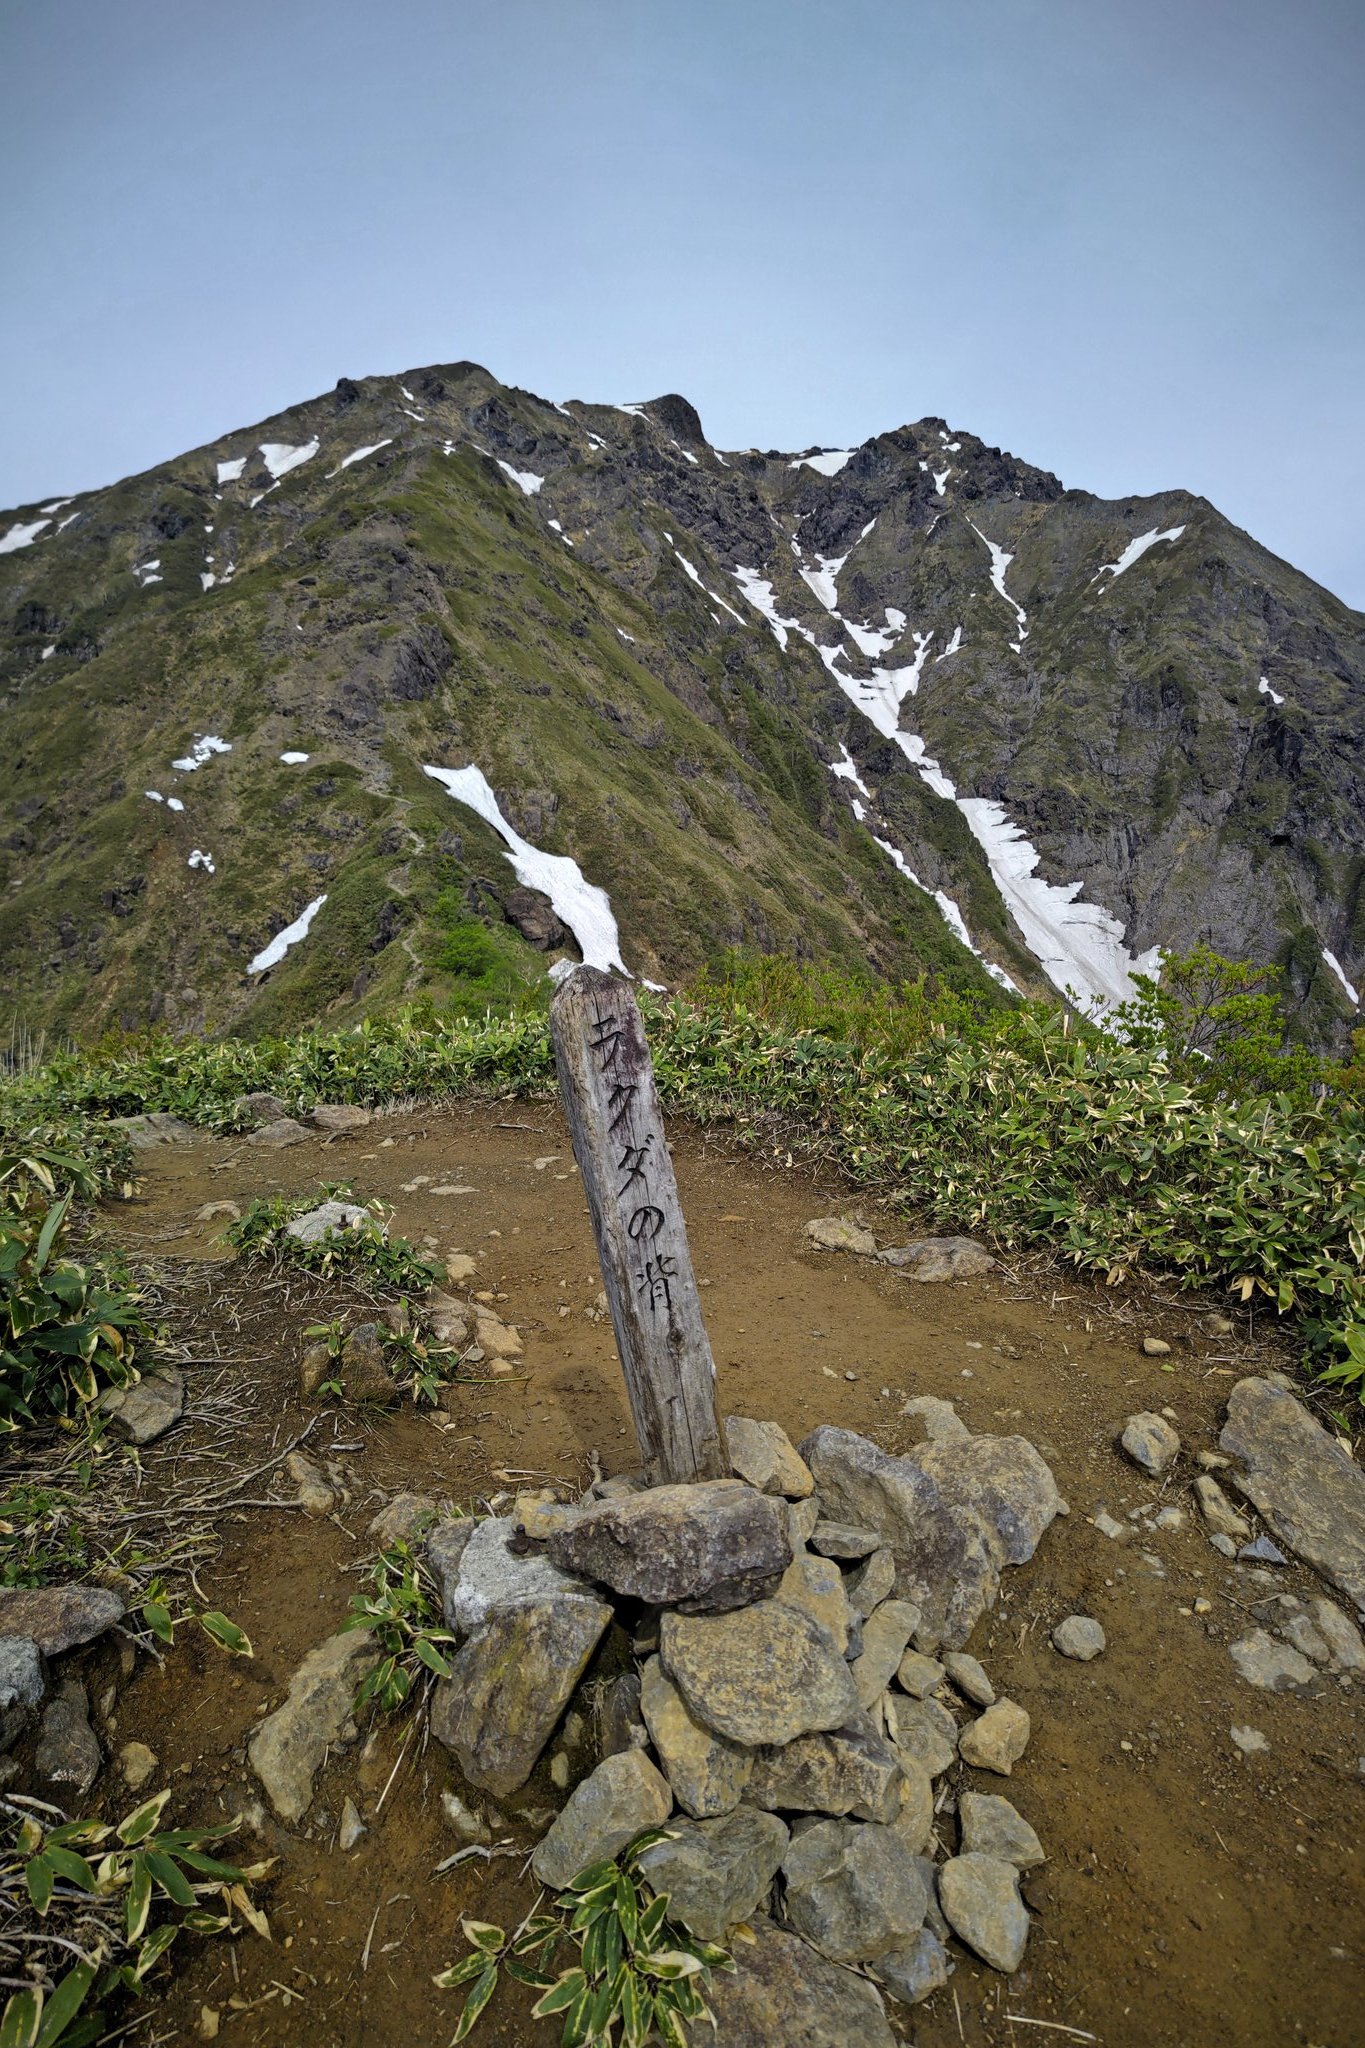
<box><xmin>3</xmin><ymin>0</ymin><xmax>1361</xmax><ymax>604</ymax></box>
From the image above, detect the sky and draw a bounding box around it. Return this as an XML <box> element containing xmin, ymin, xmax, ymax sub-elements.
<box><xmin>2</xmin><ymin>0</ymin><xmax>1362</xmax><ymax>605</ymax></box>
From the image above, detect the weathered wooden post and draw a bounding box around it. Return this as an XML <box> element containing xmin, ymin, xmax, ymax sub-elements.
<box><xmin>550</xmin><ymin>966</ymin><xmax>727</xmax><ymax>1486</ymax></box>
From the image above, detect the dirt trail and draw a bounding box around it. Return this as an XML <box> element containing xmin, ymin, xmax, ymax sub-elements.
<box><xmin>85</xmin><ymin>1099</ymin><xmax>1363</xmax><ymax>2048</ymax></box>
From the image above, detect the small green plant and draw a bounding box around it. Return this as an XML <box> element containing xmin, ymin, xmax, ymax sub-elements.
<box><xmin>0</xmin><ymin>1789</ymin><xmax>270</xmax><ymax>2046</ymax></box>
<box><xmin>434</xmin><ymin>1835</ymin><xmax>733</xmax><ymax>2046</ymax></box>
<box><xmin>137</xmin><ymin>1576</ymin><xmax>253</xmax><ymax>1658</ymax></box>
<box><xmin>225</xmin><ymin>1184</ymin><xmax>443</xmax><ymax>1294</ymax></box>
<box><xmin>0</xmin><ymin>1196</ymin><xmax>150</xmax><ymax>1435</ymax></box>
<box><xmin>342</xmin><ymin>1538</ymin><xmax>455</xmax><ymax>1712</ymax></box>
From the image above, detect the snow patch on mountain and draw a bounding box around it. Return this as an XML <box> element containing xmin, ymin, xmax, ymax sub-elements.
<box><xmin>1322</xmin><ymin>950</ymin><xmax>1360</xmax><ymax>1007</ymax></box>
<box><xmin>249</xmin><ymin>895</ymin><xmax>328</xmax><ymax>975</ymax></box>
<box><xmin>497</xmin><ymin>461</ymin><xmax>544</xmax><ymax>496</ymax></box>
<box><xmin>171</xmin><ymin>735</ymin><xmax>231</xmax><ymax>773</ymax></box>
<box><xmin>1258</xmin><ymin>676</ymin><xmax>1286</xmax><ymax>707</ymax></box>
<box><xmin>1094</xmin><ymin>525</ymin><xmax>1186</xmax><ymax>584</ymax></box>
<box><xmin>968</xmin><ymin>522</ymin><xmax>1028</xmax><ymax>647</ymax></box>
<box><xmin>1</xmin><ymin>520</ymin><xmax>50</xmax><ymax>554</ymax></box>
<box><xmin>790</xmin><ymin>450</ymin><xmax>854</xmax><ymax>476</ymax></box>
<box><xmin>216</xmin><ymin>457</ymin><xmax>247</xmax><ymax>484</ymax></box>
<box><xmin>260</xmin><ymin>440</ymin><xmax>320</xmax><ymax>481</ymax></box>
<box><xmin>327</xmin><ymin>440</ymin><xmax>392</xmax><ymax>477</ymax></box>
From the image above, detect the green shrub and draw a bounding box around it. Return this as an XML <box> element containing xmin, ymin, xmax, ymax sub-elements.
<box><xmin>224</xmin><ymin>1183</ymin><xmax>443</xmax><ymax>1294</ymax></box>
<box><xmin>0</xmin><ymin>1196</ymin><xmax>148</xmax><ymax>1435</ymax></box>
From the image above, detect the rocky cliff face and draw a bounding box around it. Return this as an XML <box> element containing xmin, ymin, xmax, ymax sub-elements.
<box><xmin>1</xmin><ymin>361</ymin><xmax>1360</xmax><ymax>1041</ymax></box>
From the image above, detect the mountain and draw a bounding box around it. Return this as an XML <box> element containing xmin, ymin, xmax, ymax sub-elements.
<box><xmin>1</xmin><ymin>361</ymin><xmax>1362</xmax><ymax>1044</ymax></box>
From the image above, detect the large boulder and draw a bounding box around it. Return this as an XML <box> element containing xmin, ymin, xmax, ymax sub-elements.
<box><xmin>431</xmin><ymin>1595</ymin><xmax>611</xmax><ymax>1798</ymax></box>
<box><xmin>0</xmin><ymin>1637</ymin><xmax>45</xmax><ymax>1751</ymax></box>
<box><xmin>530</xmin><ymin>1749</ymin><xmax>672</xmax><ymax>1889</ymax></box>
<box><xmin>639</xmin><ymin>1655</ymin><xmax>753</xmax><ymax>1818</ymax></box>
<box><xmin>747</xmin><ymin>1713</ymin><xmax>904</xmax><ymax>1824</ymax></box>
<box><xmin>685</xmin><ymin>1914</ymin><xmax>895</xmax><ymax>2048</ymax></box>
<box><xmin>726</xmin><ymin>1418</ymin><xmax>814</xmax><ymax>1499</ymax></box>
<box><xmin>660</xmin><ymin>1602</ymin><xmax>859</xmax><ymax>1749</ymax></box>
<box><xmin>0</xmin><ymin>1584</ymin><xmax>125</xmax><ymax>1656</ymax></box>
<box><xmin>248</xmin><ymin>1629</ymin><xmax>379</xmax><ymax>1821</ymax></box>
<box><xmin>799</xmin><ymin>1426</ymin><xmax>1059</xmax><ymax>1650</ymax></box>
<box><xmin>636</xmin><ymin>1807</ymin><xmax>789</xmax><ymax>1942</ymax></box>
<box><xmin>431</xmin><ymin>1515</ymin><xmax>602</xmax><ymax>1634</ymax></box>
<box><xmin>781</xmin><ymin>1817</ymin><xmax>929</xmax><ymax>1964</ymax></box>
<box><xmin>111</xmin><ymin>1112</ymin><xmax>196</xmax><ymax>1148</ymax></box>
<box><xmin>771</xmin><ymin>1553</ymin><xmax>852</xmax><ymax>1655</ymax></box>
<box><xmin>1220</xmin><ymin>1376</ymin><xmax>1365</xmax><ymax>1610</ymax></box>
<box><xmin>547</xmin><ymin>1480</ymin><xmax>791</xmax><ymax>1614</ymax></box>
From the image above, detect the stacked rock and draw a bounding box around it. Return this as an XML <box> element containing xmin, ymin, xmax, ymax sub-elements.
<box><xmin>426</xmin><ymin>1410</ymin><xmax>1059</xmax><ymax>2039</ymax></box>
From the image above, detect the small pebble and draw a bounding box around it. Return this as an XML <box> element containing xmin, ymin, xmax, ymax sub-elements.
<box><xmin>1052</xmin><ymin>1615</ymin><xmax>1106</xmax><ymax>1662</ymax></box>
<box><xmin>1141</xmin><ymin>1337</ymin><xmax>1171</xmax><ymax>1356</ymax></box>
<box><xmin>1230</xmin><ymin>1726</ymin><xmax>1269</xmax><ymax>1755</ymax></box>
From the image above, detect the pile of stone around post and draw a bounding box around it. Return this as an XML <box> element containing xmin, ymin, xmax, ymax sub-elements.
<box><xmin>424</xmin><ymin>1406</ymin><xmax>1061</xmax><ymax>2043</ymax></box>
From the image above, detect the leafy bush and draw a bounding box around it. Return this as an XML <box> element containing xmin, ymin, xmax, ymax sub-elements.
<box><xmin>224</xmin><ymin>1183</ymin><xmax>443</xmax><ymax>1294</ymax></box>
<box><xmin>343</xmin><ymin>1536</ymin><xmax>456</xmax><ymax>1712</ymax></box>
<box><xmin>0</xmin><ymin>1196</ymin><xmax>149</xmax><ymax>1435</ymax></box>
<box><xmin>1111</xmin><ymin>942</ymin><xmax>1328</xmax><ymax>1101</ymax></box>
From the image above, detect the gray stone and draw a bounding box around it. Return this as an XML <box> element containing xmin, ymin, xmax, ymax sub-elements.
<box><xmin>958</xmin><ymin>1698</ymin><xmax>1030</xmax><ymax>1775</ymax></box>
<box><xmin>788</xmin><ymin>1497</ymin><xmax>821</xmax><ymax>1546</ymax></box>
<box><xmin>338</xmin><ymin>1797</ymin><xmax>366</xmax><ymax>1851</ymax></box>
<box><xmin>432</xmin><ymin>1595</ymin><xmax>611</xmax><ymax>1798</ymax></box>
<box><xmin>871</xmin><ymin>1927</ymin><xmax>951</xmax><ymax>2007</ymax></box>
<box><xmin>851</xmin><ymin>1601</ymin><xmax>920</xmax><ymax>1709</ymax></box>
<box><xmin>772</xmin><ymin>1553</ymin><xmax>850</xmax><ymax>1655</ymax></box>
<box><xmin>1141</xmin><ymin>1336</ymin><xmax>1172</xmax><ymax>1357</ymax></box>
<box><xmin>112</xmin><ymin>1112</ymin><xmax>196</xmax><ymax>1148</ymax></box>
<box><xmin>1051</xmin><ymin>1615</ymin><xmax>1106</xmax><ymax>1662</ymax></box>
<box><xmin>1230</xmin><ymin>1725</ymin><xmax>1269</xmax><ymax>1755</ymax></box>
<box><xmin>781</xmin><ymin>1817</ymin><xmax>929</xmax><ymax>1964</ymax></box>
<box><xmin>0</xmin><ymin>1584</ymin><xmax>125</xmax><ymax>1657</ymax></box>
<box><xmin>531</xmin><ymin>1749</ymin><xmax>672</xmax><ymax>1889</ymax></box>
<box><xmin>284</xmin><ymin>1199</ymin><xmax>369</xmax><ymax>1246</ymax></box>
<box><xmin>636</xmin><ymin>1807</ymin><xmax>788</xmax><ymax>1941</ymax></box>
<box><xmin>1220</xmin><ymin>1375</ymin><xmax>1365</xmax><ymax>1611</ymax></box>
<box><xmin>337</xmin><ymin>1322</ymin><xmax>400</xmax><ymax>1405</ymax></box>
<box><xmin>639</xmin><ymin>1655</ymin><xmax>752</xmax><ymax>1818</ymax></box>
<box><xmin>310</xmin><ymin>1103</ymin><xmax>372</xmax><ymax>1132</ymax></box>
<box><xmin>119</xmin><ymin>1740</ymin><xmax>157</xmax><ymax>1791</ymax></box>
<box><xmin>595</xmin><ymin>1671</ymin><xmax>648</xmax><ymax>1760</ymax></box>
<box><xmin>513</xmin><ymin>1491</ymin><xmax>583</xmax><ymax>1542</ymax></box>
<box><xmin>367</xmin><ymin>1493</ymin><xmax>437</xmax><ymax>1548</ymax></box>
<box><xmin>726</xmin><ymin>1417</ymin><xmax>814</xmax><ymax>1498</ymax></box>
<box><xmin>1119</xmin><ymin>1413</ymin><xmax>1180</xmax><ymax>1477</ymax></box>
<box><xmin>1210</xmin><ymin>1532</ymin><xmax>1238</xmax><ymax>1558</ymax></box>
<box><xmin>548</xmin><ymin>1480</ymin><xmax>791</xmax><ymax>1614</ymax></box>
<box><xmin>35</xmin><ymin>1680</ymin><xmax>101</xmax><ymax>1799</ymax></box>
<box><xmin>1195</xmin><ymin>1475</ymin><xmax>1251</xmax><ymax>1540</ymax></box>
<box><xmin>809</xmin><ymin>1521</ymin><xmax>882</xmax><ymax>1560</ymax></box>
<box><xmin>900</xmin><ymin>1395</ymin><xmax>972</xmax><ymax>1443</ymax></box>
<box><xmin>896</xmin><ymin>1650</ymin><xmax>946</xmax><ymax>1699</ymax></box>
<box><xmin>286</xmin><ymin>1450</ymin><xmax>334</xmax><ymax>1516</ymax></box>
<box><xmin>1239</xmin><ymin>1534</ymin><xmax>1288</xmax><ymax>1564</ymax></box>
<box><xmin>799</xmin><ymin>1425</ymin><xmax>1060</xmax><ymax>1651</ymax></box>
<box><xmin>1229</xmin><ymin>1630</ymin><xmax>1316</xmax><ymax>1693</ymax></box>
<box><xmin>687</xmin><ymin>1914</ymin><xmax>895</xmax><ymax>2048</ymax></box>
<box><xmin>232</xmin><ymin>1090</ymin><xmax>288</xmax><ymax>1127</ymax></box>
<box><xmin>805</xmin><ymin>1215</ymin><xmax>877</xmax><ymax>1256</ymax></box>
<box><xmin>245</xmin><ymin>1117</ymin><xmax>312</xmax><ymax>1149</ymax></box>
<box><xmin>249</xmin><ymin>1629</ymin><xmax>379</xmax><ymax>1821</ymax></box>
<box><xmin>660</xmin><ymin>1601</ymin><xmax>859</xmax><ymax>1749</ymax></box>
<box><xmin>748</xmin><ymin>1712</ymin><xmax>904</xmax><ymax>1824</ymax></box>
<box><xmin>939</xmin><ymin>1853</ymin><xmax>1030</xmax><ymax>1971</ymax></box>
<box><xmin>878</xmin><ymin>1237</ymin><xmax>994</xmax><ymax>1282</ymax></box>
<box><xmin>886</xmin><ymin>1695</ymin><xmax>958</xmax><ymax>1778</ymax></box>
<box><xmin>1310</xmin><ymin>1598</ymin><xmax>1365</xmax><ymax>1674</ymax></box>
<box><xmin>97</xmin><ymin>1366</ymin><xmax>184</xmax><ymax>1445</ymax></box>
<box><xmin>958</xmin><ymin>1791</ymin><xmax>1044</xmax><ymax>1868</ymax></box>
<box><xmin>1279</xmin><ymin>1614</ymin><xmax>1332</xmax><ymax>1665</ymax></box>
<box><xmin>435</xmin><ymin>1515</ymin><xmax>602</xmax><ymax>1634</ymax></box>
<box><xmin>942</xmin><ymin>1652</ymin><xmax>995</xmax><ymax>1706</ymax></box>
<box><xmin>0</xmin><ymin>1636</ymin><xmax>45</xmax><ymax>1750</ymax></box>
<box><xmin>847</xmin><ymin>1548</ymin><xmax>897</xmax><ymax>1620</ymax></box>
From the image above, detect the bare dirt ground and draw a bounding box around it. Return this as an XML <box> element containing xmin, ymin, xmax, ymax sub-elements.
<box><xmin>70</xmin><ymin>1098</ymin><xmax>1365</xmax><ymax>2048</ymax></box>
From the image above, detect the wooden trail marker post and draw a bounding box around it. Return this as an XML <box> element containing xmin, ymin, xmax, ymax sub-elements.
<box><xmin>550</xmin><ymin>966</ymin><xmax>727</xmax><ymax>1486</ymax></box>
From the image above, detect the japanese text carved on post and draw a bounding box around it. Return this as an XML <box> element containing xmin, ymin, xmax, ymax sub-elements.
<box><xmin>550</xmin><ymin>966</ymin><xmax>726</xmax><ymax>1486</ymax></box>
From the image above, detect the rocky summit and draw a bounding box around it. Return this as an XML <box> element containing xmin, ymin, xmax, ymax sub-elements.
<box><xmin>2</xmin><ymin>363</ymin><xmax>1361</xmax><ymax>1043</ymax></box>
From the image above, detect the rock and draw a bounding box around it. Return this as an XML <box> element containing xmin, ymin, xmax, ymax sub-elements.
<box><xmin>896</xmin><ymin>1650</ymin><xmax>946</xmax><ymax>1699</ymax></box>
<box><xmin>800</xmin><ymin>1425</ymin><xmax>1060</xmax><ymax>1651</ymax></box>
<box><xmin>958</xmin><ymin>1698</ymin><xmax>1030</xmax><ymax>1775</ymax></box>
<box><xmin>958</xmin><ymin>1791</ymin><xmax>1044</xmax><ymax>1868</ymax></box>
<box><xmin>0</xmin><ymin>1584</ymin><xmax>125</xmax><ymax>1656</ymax></box>
<box><xmin>851</xmin><ymin>1600</ymin><xmax>920</xmax><ymax>1709</ymax></box>
<box><xmin>1228</xmin><ymin>1630</ymin><xmax>1316</xmax><ymax>1693</ymax></box>
<box><xmin>196</xmin><ymin>1200</ymin><xmax>240</xmax><ymax>1224</ymax></box>
<box><xmin>547</xmin><ymin>1481</ymin><xmax>792</xmax><ymax>1615</ymax></box>
<box><xmin>1119</xmin><ymin>1413</ymin><xmax>1180</xmax><ymax>1476</ymax></box>
<box><xmin>432</xmin><ymin>1596</ymin><xmax>611</xmax><ymax>1797</ymax></box>
<box><xmin>245</xmin><ymin>1117</ymin><xmax>312</xmax><ymax>1149</ymax></box>
<box><xmin>425</xmin><ymin>1517</ymin><xmax>477</xmax><ymax>1594</ymax></box>
<box><xmin>445</xmin><ymin>1252</ymin><xmax>479</xmax><ymax>1284</ymax></box>
<box><xmin>1230</xmin><ymin>1725</ymin><xmax>1269</xmax><ymax>1755</ymax></box>
<box><xmin>889</xmin><ymin>1764</ymin><xmax>935</xmax><ymax>1855</ymax></box>
<box><xmin>367</xmin><ymin>1493</ymin><xmax>437</xmax><ymax>1548</ymax></box>
<box><xmin>871</xmin><ymin>1927</ymin><xmax>951</xmax><ymax>2007</ymax></box>
<box><xmin>772</xmin><ymin>1553</ymin><xmax>851</xmax><ymax>1655</ymax></box>
<box><xmin>232</xmin><ymin>1091</ymin><xmax>288</xmax><ymax>1127</ymax></box>
<box><xmin>879</xmin><ymin>1237</ymin><xmax>994</xmax><ymax>1281</ymax></box>
<box><xmin>1051</xmin><ymin>1615</ymin><xmax>1106</xmax><ymax>1661</ymax></box>
<box><xmin>284</xmin><ymin>1199</ymin><xmax>369</xmax><ymax>1246</ymax></box>
<box><xmin>0</xmin><ymin>1636</ymin><xmax>45</xmax><ymax>1749</ymax></box>
<box><xmin>639</xmin><ymin>1655</ymin><xmax>752</xmax><ymax>1817</ymax></box>
<box><xmin>939</xmin><ymin>1853</ymin><xmax>1030</xmax><ymax>1971</ymax></box>
<box><xmin>433</xmin><ymin>1516</ymin><xmax>602</xmax><ymax>1634</ymax></box>
<box><xmin>530</xmin><ymin>1749</ymin><xmax>672</xmax><ymax>1889</ymax></box>
<box><xmin>660</xmin><ymin>1601</ymin><xmax>860</xmax><ymax>1748</ymax></box>
<box><xmin>119</xmin><ymin>1740</ymin><xmax>158</xmax><ymax>1791</ymax></box>
<box><xmin>886</xmin><ymin>1695</ymin><xmax>958</xmax><ymax>1779</ymax></box>
<box><xmin>1279</xmin><ymin>1614</ymin><xmax>1332</xmax><ymax>1665</ymax></box>
<box><xmin>804</xmin><ymin>1216</ymin><xmax>877</xmax><ymax>1256</ymax></box>
<box><xmin>1197</xmin><ymin>1449</ymin><xmax>1232</xmax><ymax>1470</ymax></box>
<box><xmin>788</xmin><ymin>1497</ymin><xmax>821</xmax><ymax>1546</ymax></box>
<box><xmin>595</xmin><ymin>1671</ymin><xmax>648</xmax><ymax>1760</ymax></box>
<box><xmin>748</xmin><ymin>1713</ymin><xmax>904</xmax><ymax>1824</ymax></box>
<box><xmin>35</xmin><ymin>1681</ymin><xmax>101</xmax><ymax>1798</ymax></box>
<box><xmin>1310</xmin><ymin>1598</ymin><xmax>1365</xmax><ymax>1673</ymax></box>
<box><xmin>942</xmin><ymin>1652</ymin><xmax>995</xmax><ymax>1706</ymax></box>
<box><xmin>98</xmin><ymin>1367</ymin><xmax>184</xmax><ymax>1445</ymax></box>
<box><xmin>249</xmin><ymin>1630</ymin><xmax>379</xmax><ymax>1820</ymax></box>
<box><xmin>809</xmin><ymin>1521</ymin><xmax>882</xmax><ymax>1561</ymax></box>
<box><xmin>112</xmin><ymin>1112</ymin><xmax>196</xmax><ymax>1148</ymax></box>
<box><xmin>847</xmin><ymin>1548</ymin><xmax>897</xmax><ymax>1619</ymax></box>
<box><xmin>310</xmin><ymin>1103</ymin><xmax>372</xmax><ymax>1132</ymax></box>
<box><xmin>1093</xmin><ymin>1509</ymin><xmax>1130</xmax><ymax>1541</ymax></box>
<box><xmin>1239</xmin><ymin>1534</ymin><xmax>1288</xmax><ymax>1564</ymax></box>
<box><xmin>726</xmin><ymin>1417</ymin><xmax>814</xmax><ymax>1498</ymax></box>
<box><xmin>1153</xmin><ymin>1505</ymin><xmax>1186</xmax><ymax>1531</ymax></box>
<box><xmin>513</xmin><ymin>1491</ymin><xmax>583</xmax><ymax>1542</ymax></box>
<box><xmin>1210</xmin><ymin>1532</ymin><xmax>1238</xmax><ymax>1558</ymax></box>
<box><xmin>1141</xmin><ymin>1336</ymin><xmax>1171</xmax><ymax>1357</ymax></box>
<box><xmin>286</xmin><ymin>1451</ymin><xmax>335</xmax><ymax>1517</ymax></box>
<box><xmin>338</xmin><ymin>1797</ymin><xmax>366</xmax><ymax>1850</ymax></box>
<box><xmin>1194</xmin><ymin>1475</ymin><xmax>1252</xmax><ymax>1541</ymax></box>
<box><xmin>474</xmin><ymin>1313</ymin><xmax>523</xmax><ymax>1362</ymax></box>
<box><xmin>689</xmin><ymin>1913</ymin><xmax>895</xmax><ymax>2048</ymax></box>
<box><xmin>781</xmin><ymin>1816</ymin><xmax>929</xmax><ymax>1963</ymax></box>
<box><xmin>1220</xmin><ymin>1375</ymin><xmax>1365</xmax><ymax>1611</ymax></box>
<box><xmin>441</xmin><ymin>1791</ymin><xmax>492</xmax><ymax>1842</ymax></box>
<box><xmin>636</xmin><ymin>1807</ymin><xmax>788</xmax><ymax>1941</ymax></box>
<box><xmin>900</xmin><ymin>1395</ymin><xmax>972</xmax><ymax>1443</ymax></box>
<box><xmin>298</xmin><ymin>1343</ymin><xmax>335</xmax><ymax>1398</ymax></box>
<box><xmin>337</xmin><ymin>1323</ymin><xmax>399</xmax><ymax>1404</ymax></box>
<box><xmin>425</xmin><ymin>1289</ymin><xmax>472</xmax><ymax>1349</ymax></box>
